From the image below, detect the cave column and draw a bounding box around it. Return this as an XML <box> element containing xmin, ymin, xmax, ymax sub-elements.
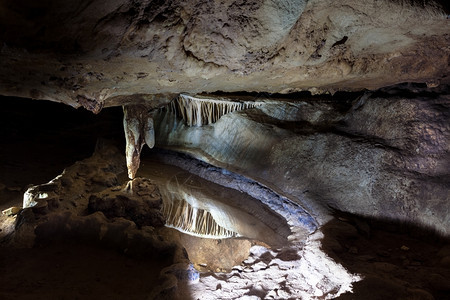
<box><xmin>123</xmin><ymin>105</ymin><xmax>155</xmax><ymax>179</ymax></box>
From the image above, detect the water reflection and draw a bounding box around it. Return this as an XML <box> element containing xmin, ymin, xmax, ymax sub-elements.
<box><xmin>161</xmin><ymin>184</ymin><xmax>239</xmax><ymax>238</ymax></box>
<box><xmin>138</xmin><ymin>160</ymin><xmax>291</xmax><ymax>247</ymax></box>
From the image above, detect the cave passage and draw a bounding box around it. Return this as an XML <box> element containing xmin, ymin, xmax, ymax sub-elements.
<box><xmin>1</xmin><ymin>91</ymin><xmax>449</xmax><ymax>299</ymax></box>
<box><xmin>0</xmin><ymin>95</ymin><xmax>321</xmax><ymax>297</ymax></box>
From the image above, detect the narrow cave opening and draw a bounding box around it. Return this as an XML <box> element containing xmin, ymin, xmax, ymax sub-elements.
<box><xmin>0</xmin><ymin>96</ymin><xmax>124</xmax><ymax>188</ymax></box>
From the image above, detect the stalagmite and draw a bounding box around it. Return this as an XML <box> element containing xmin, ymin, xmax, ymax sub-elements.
<box><xmin>123</xmin><ymin>105</ymin><xmax>155</xmax><ymax>179</ymax></box>
<box><xmin>169</xmin><ymin>94</ymin><xmax>263</xmax><ymax>127</ymax></box>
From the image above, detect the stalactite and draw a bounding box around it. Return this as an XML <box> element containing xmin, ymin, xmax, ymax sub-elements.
<box><xmin>123</xmin><ymin>105</ymin><xmax>155</xmax><ymax>179</ymax></box>
<box><xmin>167</xmin><ymin>94</ymin><xmax>263</xmax><ymax>127</ymax></box>
<box><xmin>161</xmin><ymin>196</ymin><xmax>239</xmax><ymax>239</ymax></box>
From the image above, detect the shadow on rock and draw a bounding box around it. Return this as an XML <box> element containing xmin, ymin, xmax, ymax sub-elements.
<box><xmin>320</xmin><ymin>211</ymin><xmax>450</xmax><ymax>300</ymax></box>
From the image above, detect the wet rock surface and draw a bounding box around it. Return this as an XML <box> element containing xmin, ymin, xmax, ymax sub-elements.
<box><xmin>154</xmin><ymin>87</ymin><xmax>450</xmax><ymax>235</ymax></box>
<box><xmin>162</xmin><ymin>228</ymin><xmax>253</xmax><ymax>273</ymax></box>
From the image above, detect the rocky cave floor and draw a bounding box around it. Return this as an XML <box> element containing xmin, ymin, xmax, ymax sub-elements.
<box><xmin>0</xmin><ymin>97</ymin><xmax>450</xmax><ymax>300</ymax></box>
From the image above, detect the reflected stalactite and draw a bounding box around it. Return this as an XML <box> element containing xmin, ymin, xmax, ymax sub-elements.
<box><xmin>156</xmin><ymin>172</ymin><xmax>290</xmax><ymax>246</ymax></box>
<box><xmin>162</xmin><ymin>196</ymin><xmax>239</xmax><ymax>238</ymax></box>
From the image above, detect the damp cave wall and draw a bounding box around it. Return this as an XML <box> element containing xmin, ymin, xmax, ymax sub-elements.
<box><xmin>152</xmin><ymin>89</ymin><xmax>450</xmax><ymax>236</ymax></box>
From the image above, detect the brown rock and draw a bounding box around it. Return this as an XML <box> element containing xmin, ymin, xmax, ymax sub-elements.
<box><xmin>373</xmin><ymin>262</ymin><xmax>398</xmax><ymax>273</ymax></box>
<box><xmin>1</xmin><ymin>206</ymin><xmax>21</xmax><ymax>216</ymax></box>
<box><xmin>1</xmin><ymin>0</ymin><xmax>448</xmax><ymax>108</ymax></box>
<box><xmin>428</xmin><ymin>273</ymin><xmax>450</xmax><ymax>291</ymax></box>
<box><xmin>407</xmin><ymin>288</ymin><xmax>435</xmax><ymax>300</ymax></box>
<box><xmin>437</xmin><ymin>245</ymin><xmax>450</xmax><ymax>258</ymax></box>
<box><xmin>439</xmin><ymin>256</ymin><xmax>450</xmax><ymax>269</ymax></box>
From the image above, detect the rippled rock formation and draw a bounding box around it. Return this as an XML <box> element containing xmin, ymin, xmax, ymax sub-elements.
<box><xmin>0</xmin><ymin>0</ymin><xmax>448</xmax><ymax>109</ymax></box>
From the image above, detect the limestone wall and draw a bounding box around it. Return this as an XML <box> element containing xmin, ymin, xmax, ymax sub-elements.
<box><xmin>153</xmin><ymin>90</ymin><xmax>450</xmax><ymax>235</ymax></box>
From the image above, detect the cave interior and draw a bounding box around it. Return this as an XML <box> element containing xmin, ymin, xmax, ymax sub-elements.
<box><xmin>0</xmin><ymin>0</ymin><xmax>449</xmax><ymax>299</ymax></box>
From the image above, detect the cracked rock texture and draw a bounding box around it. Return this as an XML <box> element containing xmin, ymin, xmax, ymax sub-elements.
<box><xmin>0</xmin><ymin>0</ymin><xmax>449</xmax><ymax>110</ymax></box>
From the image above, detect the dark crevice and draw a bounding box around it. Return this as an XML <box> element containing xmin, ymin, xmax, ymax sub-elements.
<box><xmin>331</xmin><ymin>36</ymin><xmax>348</xmax><ymax>47</ymax></box>
<box><xmin>0</xmin><ymin>96</ymin><xmax>124</xmax><ymax>187</ymax></box>
<box><xmin>371</xmin><ymin>82</ymin><xmax>449</xmax><ymax>99</ymax></box>
<box><xmin>204</xmin><ymin>90</ymin><xmax>366</xmax><ymax>104</ymax></box>
<box><xmin>181</xmin><ymin>44</ymin><xmax>227</xmax><ymax>70</ymax></box>
<box><xmin>330</xmin><ymin>128</ymin><xmax>404</xmax><ymax>151</ymax></box>
<box><xmin>389</xmin><ymin>0</ymin><xmax>450</xmax><ymax>14</ymax></box>
<box><xmin>199</xmin><ymin>82</ymin><xmax>449</xmax><ymax>103</ymax></box>
<box><xmin>243</xmin><ymin>108</ymin><xmax>403</xmax><ymax>153</ymax></box>
<box><xmin>329</xmin><ymin>208</ymin><xmax>450</xmax><ymax>246</ymax></box>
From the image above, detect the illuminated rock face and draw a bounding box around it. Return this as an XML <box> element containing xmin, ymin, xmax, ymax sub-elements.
<box><xmin>0</xmin><ymin>0</ymin><xmax>448</xmax><ymax>109</ymax></box>
<box><xmin>152</xmin><ymin>88</ymin><xmax>450</xmax><ymax>235</ymax></box>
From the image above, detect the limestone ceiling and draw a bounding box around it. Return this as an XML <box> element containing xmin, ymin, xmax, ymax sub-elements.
<box><xmin>0</xmin><ymin>0</ymin><xmax>449</xmax><ymax>111</ymax></box>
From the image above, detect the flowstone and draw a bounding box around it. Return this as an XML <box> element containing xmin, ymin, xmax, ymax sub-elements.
<box><xmin>168</xmin><ymin>94</ymin><xmax>263</xmax><ymax>127</ymax></box>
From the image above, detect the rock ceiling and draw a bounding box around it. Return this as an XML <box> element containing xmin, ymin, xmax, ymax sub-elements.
<box><xmin>0</xmin><ymin>0</ymin><xmax>449</xmax><ymax>111</ymax></box>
